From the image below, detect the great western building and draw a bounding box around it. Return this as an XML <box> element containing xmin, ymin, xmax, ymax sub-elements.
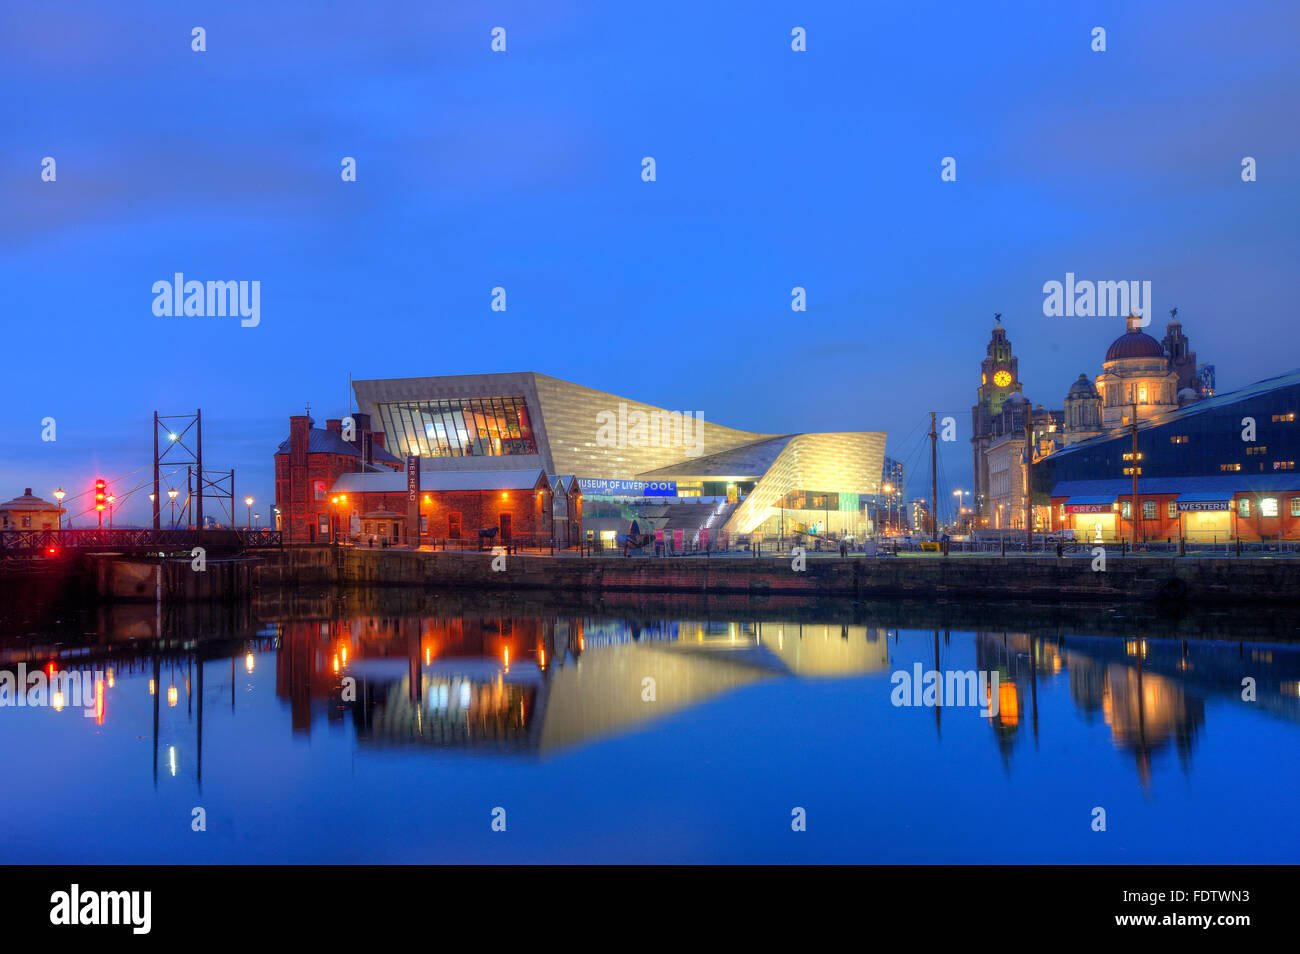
<box><xmin>344</xmin><ymin>372</ymin><xmax>886</xmax><ymax>540</ymax></box>
<box><xmin>1032</xmin><ymin>367</ymin><xmax>1300</xmax><ymax>542</ymax></box>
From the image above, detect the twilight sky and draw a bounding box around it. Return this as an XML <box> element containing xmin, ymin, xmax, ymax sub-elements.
<box><xmin>2</xmin><ymin>0</ymin><xmax>1298</xmax><ymax>525</ymax></box>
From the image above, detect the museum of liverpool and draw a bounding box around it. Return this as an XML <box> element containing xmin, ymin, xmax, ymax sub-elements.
<box><xmin>330</xmin><ymin>371</ymin><xmax>886</xmax><ymax>545</ymax></box>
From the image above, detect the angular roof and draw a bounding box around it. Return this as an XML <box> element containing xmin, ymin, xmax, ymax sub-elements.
<box><xmin>1046</xmin><ymin>368</ymin><xmax>1300</xmax><ymax>456</ymax></box>
<box><xmin>1050</xmin><ymin>475</ymin><xmax>1300</xmax><ymax>499</ymax></box>
<box><xmin>275</xmin><ymin>427</ymin><xmax>402</xmax><ymax>464</ymax></box>
<box><xmin>332</xmin><ymin>468</ymin><xmax>550</xmax><ymax>494</ymax></box>
<box><xmin>634</xmin><ymin>435</ymin><xmax>795</xmax><ymax>480</ymax></box>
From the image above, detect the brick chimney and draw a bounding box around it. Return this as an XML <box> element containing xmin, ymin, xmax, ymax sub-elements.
<box><xmin>326</xmin><ymin>418</ymin><xmax>343</xmax><ymax>435</ymax></box>
<box><xmin>289</xmin><ymin>415</ymin><xmax>310</xmax><ymax>460</ymax></box>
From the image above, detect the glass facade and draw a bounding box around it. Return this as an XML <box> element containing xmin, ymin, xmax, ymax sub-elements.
<box><xmin>376</xmin><ymin>397</ymin><xmax>538</xmax><ymax>459</ymax></box>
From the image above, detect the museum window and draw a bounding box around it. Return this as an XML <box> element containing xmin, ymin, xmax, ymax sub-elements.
<box><xmin>1261</xmin><ymin>498</ymin><xmax>1279</xmax><ymax>518</ymax></box>
<box><xmin>1167</xmin><ymin>501</ymin><xmax>1177</xmax><ymax>519</ymax></box>
<box><xmin>1121</xmin><ymin>501</ymin><xmax>1131</xmax><ymax>519</ymax></box>
<box><xmin>1142</xmin><ymin>501</ymin><xmax>1157</xmax><ymax>520</ymax></box>
<box><xmin>1238</xmin><ymin>498</ymin><xmax>1251</xmax><ymax>518</ymax></box>
<box><xmin>1291</xmin><ymin>497</ymin><xmax>1300</xmax><ymax>517</ymax></box>
<box><xmin>376</xmin><ymin>397</ymin><xmax>537</xmax><ymax>458</ymax></box>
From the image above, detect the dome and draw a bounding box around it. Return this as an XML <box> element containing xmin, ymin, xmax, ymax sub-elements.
<box><xmin>1105</xmin><ymin>328</ymin><xmax>1166</xmax><ymax>362</ymax></box>
<box><xmin>1005</xmin><ymin>392</ymin><xmax>1029</xmax><ymax>404</ymax></box>
<box><xmin>1177</xmin><ymin>387</ymin><xmax>1199</xmax><ymax>405</ymax></box>
<box><xmin>1067</xmin><ymin>373</ymin><xmax>1098</xmax><ymax>398</ymax></box>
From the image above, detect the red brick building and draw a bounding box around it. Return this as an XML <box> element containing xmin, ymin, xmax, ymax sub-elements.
<box><xmin>1049</xmin><ymin>475</ymin><xmax>1300</xmax><ymax>542</ymax></box>
<box><xmin>274</xmin><ymin>413</ymin><xmax>402</xmax><ymax>543</ymax></box>
<box><xmin>332</xmin><ymin>468</ymin><xmax>582</xmax><ymax>547</ymax></box>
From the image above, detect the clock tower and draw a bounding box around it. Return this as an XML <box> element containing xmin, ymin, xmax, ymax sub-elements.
<box><xmin>971</xmin><ymin>316</ymin><xmax>1024</xmax><ymax>524</ymax></box>
<box><xmin>975</xmin><ymin>317</ymin><xmax>1022</xmax><ymax>418</ymax></box>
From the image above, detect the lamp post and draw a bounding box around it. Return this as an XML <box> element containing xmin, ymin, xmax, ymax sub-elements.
<box><xmin>106</xmin><ymin>495</ymin><xmax>116</xmax><ymax>530</ymax></box>
<box><xmin>953</xmin><ymin>489</ymin><xmax>967</xmax><ymax>533</ymax></box>
<box><xmin>245</xmin><ymin>496</ymin><xmax>254</xmax><ymax>530</ymax></box>
<box><xmin>883</xmin><ymin>483</ymin><xmax>893</xmax><ymax>535</ymax></box>
<box><xmin>167</xmin><ymin>488</ymin><xmax>178</xmax><ymax>529</ymax></box>
<box><xmin>53</xmin><ymin>488</ymin><xmax>65</xmax><ymax>530</ymax></box>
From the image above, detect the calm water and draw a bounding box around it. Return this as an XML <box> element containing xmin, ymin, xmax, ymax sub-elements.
<box><xmin>2</xmin><ymin>591</ymin><xmax>1298</xmax><ymax>863</ymax></box>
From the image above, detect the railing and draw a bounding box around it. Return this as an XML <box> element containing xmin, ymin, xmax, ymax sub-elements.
<box><xmin>0</xmin><ymin>528</ymin><xmax>281</xmax><ymax>552</ymax></box>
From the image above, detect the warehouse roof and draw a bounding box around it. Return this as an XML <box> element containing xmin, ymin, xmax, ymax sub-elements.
<box><xmin>332</xmin><ymin>469</ymin><xmax>550</xmax><ymax>494</ymax></box>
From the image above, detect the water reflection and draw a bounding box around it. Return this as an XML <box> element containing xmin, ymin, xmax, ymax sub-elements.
<box><xmin>3</xmin><ymin>597</ymin><xmax>1299</xmax><ymax>795</ymax></box>
<box><xmin>274</xmin><ymin>617</ymin><xmax>891</xmax><ymax>755</ymax></box>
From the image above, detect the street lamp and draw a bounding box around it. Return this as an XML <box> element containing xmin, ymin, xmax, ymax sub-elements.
<box><xmin>254</xmin><ymin>512</ymin><xmax>260</xmax><ymax>528</ymax></box>
<box><xmin>53</xmin><ymin>488</ymin><xmax>65</xmax><ymax>529</ymax></box>
<box><xmin>882</xmin><ymin>483</ymin><xmax>894</xmax><ymax>534</ymax></box>
<box><xmin>245</xmin><ymin>496</ymin><xmax>254</xmax><ymax>530</ymax></box>
<box><xmin>167</xmin><ymin>488</ymin><xmax>178</xmax><ymax>529</ymax></box>
<box><xmin>106</xmin><ymin>495</ymin><xmax>116</xmax><ymax>530</ymax></box>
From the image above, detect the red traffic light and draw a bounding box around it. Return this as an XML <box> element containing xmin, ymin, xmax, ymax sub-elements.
<box><xmin>94</xmin><ymin>478</ymin><xmax>107</xmax><ymax>504</ymax></box>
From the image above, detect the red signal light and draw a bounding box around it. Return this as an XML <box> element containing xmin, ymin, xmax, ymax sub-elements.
<box><xmin>47</xmin><ymin>548</ymin><xmax>57</xmax><ymax>555</ymax></box>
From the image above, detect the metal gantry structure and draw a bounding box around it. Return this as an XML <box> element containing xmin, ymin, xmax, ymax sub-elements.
<box><xmin>153</xmin><ymin>410</ymin><xmax>235</xmax><ymax>529</ymax></box>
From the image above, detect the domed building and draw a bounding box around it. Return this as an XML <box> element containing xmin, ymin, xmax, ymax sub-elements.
<box><xmin>1063</xmin><ymin>373</ymin><xmax>1104</xmax><ymax>445</ymax></box>
<box><xmin>1095</xmin><ymin>314</ymin><xmax>1182</xmax><ymax>428</ymax></box>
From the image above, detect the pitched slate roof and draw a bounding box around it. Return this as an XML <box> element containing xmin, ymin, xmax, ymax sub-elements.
<box><xmin>274</xmin><ymin>427</ymin><xmax>402</xmax><ymax>464</ymax></box>
<box><xmin>332</xmin><ymin>468</ymin><xmax>550</xmax><ymax>494</ymax></box>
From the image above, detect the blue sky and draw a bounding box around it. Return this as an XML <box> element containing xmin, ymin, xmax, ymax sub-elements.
<box><xmin>3</xmin><ymin>0</ymin><xmax>1297</xmax><ymax>524</ymax></box>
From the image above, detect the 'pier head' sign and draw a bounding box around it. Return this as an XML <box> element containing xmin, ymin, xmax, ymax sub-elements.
<box><xmin>407</xmin><ymin>456</ymin><xmax>420</xmax><ymax>546</ymax></box>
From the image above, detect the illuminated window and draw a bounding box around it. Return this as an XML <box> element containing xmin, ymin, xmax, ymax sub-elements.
<box><xmin>1220</xmin><ymin>463</ymin><xmax>1241</xmax><ymax>472</ymax></box>
<box><xmin>313</xmin><ymin>480</ymin><xmax>326</xmax><ymax>501</ymax></box>
<box><xmin>1169</xmin><ymin>435</ymin><xmax>1189</xmax><ymax>444</ymax></box>
<box><xmin>1291</xmin><ymin>497</ymin><xmax>1300</xmax><ymax>517</ymax></box>
<box><xmin>1121</xmin><ymin>452</ymin><xmax>1144</xmax><ymax>461</ymax></box>
<box><xmin>1167</xmin><ymin>501</ymin><xmax>1176</xmax><ymax>519</ymax></box>
<box><xmin>1238</xmin><ymin>498</ymin><xmax>1251</xmax><ymax>518</ymax></box>
<box><xmin>1272</xmin><ymin>412</ymin><xmax>1296</xmax><ymax>423</ymax></box>
<box><xmin>1261</xmin><ymin>498</ymin><xmax>1279</xmax><ymax>517</ymax></box>
<box><xmin>1121</xmin><ymin>501</ymin><xmax>1131</xmax><ymax>519</ymax></box>
<box><xmin>1275</xmin><ymin>461</ymin><xmax>1295</xmax><ymax>471</ymax></box>
<box><xmin>376</xmin><ymin>396</ymin><xmax>537</xmax><ymax>458</ymax></box>
<box><xmin>1058</xmin><ymin>503</ymin><xmax>1066</xmax><ymax>519</ymax></box>
<box><xmin>1142</xmin><ymin>501</ymin><xmax>1157</xmax><ymax>520</ymax></box>
<box><xmin>1246</xmin><ymin>446</ymin><xmax>1268</xmax><ymax>456</ymax></box>
<box><xmin>1123</xmin><ymin>466</ymin><xmax>1141</xmax><ymax>475</ymax></box>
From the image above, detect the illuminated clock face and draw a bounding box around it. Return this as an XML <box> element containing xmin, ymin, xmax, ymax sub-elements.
<box><xmin>993</xmin><ymin>370</ymin><xmax>1013</xmax><ymax>387</ymax></box>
